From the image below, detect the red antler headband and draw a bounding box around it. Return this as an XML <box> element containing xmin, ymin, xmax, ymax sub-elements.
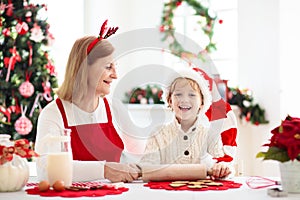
<box><xmin>86</xmin><ymin>20</ymin><xmax>119</xmax><ymax>55</ymax></box>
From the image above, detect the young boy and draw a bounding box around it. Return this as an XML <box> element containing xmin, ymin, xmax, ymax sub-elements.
<box><xmin>140</xmin><ymin>67</ymin><xmax>233</xmax><ymax>180</ymax></box>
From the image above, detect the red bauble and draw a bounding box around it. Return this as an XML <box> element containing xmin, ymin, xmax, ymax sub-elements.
<box><xmin>16</xmin><ymin>21</ymin><xmax>29</xmax><ymax>35</ymax></box>
<box><xmin>14</xmin><ymin>116</ymin><xmax>33</xmax><ymax>135</ymax></box>
<box><xmin>2</xmin><ymin>28</ymin><xmax>11</xmax><ymax>37</ymax></box>
<box><xmin>19</xmin><ymin>81</ymin><xmax>34</xmax><ymax>98</ymax></box>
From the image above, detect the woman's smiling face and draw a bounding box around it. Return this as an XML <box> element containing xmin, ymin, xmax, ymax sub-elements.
<box><xmin>88</xmin><ymin>54</ymin><xmax>117</xmax><ymax>96</ymax></box>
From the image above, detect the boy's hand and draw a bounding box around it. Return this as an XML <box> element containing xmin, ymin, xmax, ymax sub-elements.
<box><xmin>207</xmin><ymin>163</ymin><xmax>231</xmax><ymax>179</ymax></box>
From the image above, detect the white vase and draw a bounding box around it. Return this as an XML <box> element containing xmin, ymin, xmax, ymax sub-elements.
<box><xmin>0</xmin><ymin>134</ymin><xmax>30</xmax><ymax>192</ymax></box>
<box><xmin>279</xmin><ymin>160</ymin><xmax>300</xmax><ymax>193</ymax></box>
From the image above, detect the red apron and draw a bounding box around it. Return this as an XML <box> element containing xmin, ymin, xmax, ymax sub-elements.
<box><xmin>56</xmin><ymin>98</ymin><xmax>124</xmax><ymax>162</ymax></box>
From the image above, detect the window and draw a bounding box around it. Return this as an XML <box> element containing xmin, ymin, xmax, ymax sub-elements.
<box><xmin>168</xmin><ymin>0</ymin><xmax>238</xmax><ymax>87</ymax></box>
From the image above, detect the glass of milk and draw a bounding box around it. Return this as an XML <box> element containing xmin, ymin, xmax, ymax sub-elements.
<box><xmin>46</xmin><ymin>129</ymin><xmax>73</xmax><ymax>186</ymax></box>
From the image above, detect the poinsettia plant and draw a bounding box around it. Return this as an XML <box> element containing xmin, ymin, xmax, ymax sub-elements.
<box><xmin>0</xmin><ymin>139</ymin><xmax>39</xmax><ymax>165</ymax></box>
<box><xmin>256</xmin><ymin>115</ymin><xmax>300</xmax><ymax>162</ymax></box>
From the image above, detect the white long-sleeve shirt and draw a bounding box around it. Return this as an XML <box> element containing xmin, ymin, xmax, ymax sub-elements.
<box><xmin>35</xmin><ymin>97</ymin><xmax>131</xmax><ymax>182</ymax></box>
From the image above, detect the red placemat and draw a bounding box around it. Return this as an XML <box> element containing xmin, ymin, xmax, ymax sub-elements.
<box><xmin>26</xmin><ymin>182</ymin><xmax>128</xmax><ymax>198</ymax></box>
<box><xmin>144</xmin><ymin>180</ymin><xmax>242</xmax><ymax>191</ymax></box>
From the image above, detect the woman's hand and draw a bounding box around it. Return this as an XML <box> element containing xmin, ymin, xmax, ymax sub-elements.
<box><xmin>104</xmin><ymin>162</ymin><xmax>140</xmax><ymax>183</ymax></box>
<box><xmin>207</xmin><ymin>162</ymin><xmax>231</xmax><ymax>179</ymax></box>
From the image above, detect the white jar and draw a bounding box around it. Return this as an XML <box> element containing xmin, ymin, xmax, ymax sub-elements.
<box><xmin>0</xmin><ymin>134</ymin><xmax>29</xmax><ymax>192</ymax></box>
<box><xmin>279</xmin><ymin>160</ymin><xmax>300</xmax><ymax>193</ymax></box>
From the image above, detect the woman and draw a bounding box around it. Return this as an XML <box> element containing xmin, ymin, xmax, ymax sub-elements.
<box><xmin>35</xmin><ymin>21</ymin><xmax>139</xmax><ymax>183</ymax></box>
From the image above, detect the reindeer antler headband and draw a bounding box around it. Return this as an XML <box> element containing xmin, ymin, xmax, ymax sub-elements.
<box><xmin>86</xmin><ymin>20</ymin><xmax>119</xmax><ymax>55</ymax></box>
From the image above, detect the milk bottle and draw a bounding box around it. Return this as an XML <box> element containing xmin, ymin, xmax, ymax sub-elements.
<box><xmin>45</xmin><ymin>129</ymin><xmax>73</xmax><ymax>186</ymax></box>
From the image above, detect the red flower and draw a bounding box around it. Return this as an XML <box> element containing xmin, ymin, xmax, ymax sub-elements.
<box><xmin>268</xmin><ymin>116</ymin><xmax>300</xmax><ymax>161</ymax></box>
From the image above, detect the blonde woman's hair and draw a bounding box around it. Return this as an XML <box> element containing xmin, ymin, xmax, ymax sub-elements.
<box><xmin>56</xmin><ymin>36</ymin><xmax>114</xmax><ymax>102</ymax></box>
<box><xmin>166</xmin><ymin>77</ymin><xmax>204</xmax><ymax>107</ymax></box>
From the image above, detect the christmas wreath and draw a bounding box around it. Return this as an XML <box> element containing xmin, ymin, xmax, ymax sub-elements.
<box><xmin>160</xmin><ymin>0</ymin><xmax>221</xmax><ymax>60</ymax></box>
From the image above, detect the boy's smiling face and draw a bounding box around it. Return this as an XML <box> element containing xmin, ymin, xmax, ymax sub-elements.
<box><xmin>169</xmin><ymin>78</ymin><xmax>203</xmax><ymax>124</ymax></box>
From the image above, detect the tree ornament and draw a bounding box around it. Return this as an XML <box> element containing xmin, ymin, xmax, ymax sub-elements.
<box><xmin>42</xmin><ymin>81</ymin><xmax>53</xmax><ymax>101</ymax></box>
<box><xmin>0</xmin><ymin>95</ymin><xmax>21</xmax><ymax>123</ymax></box>
<box><xmin>19</xmin><ymin>81</ymin><xmax>34</xmax><ymax>98</ymax></box>
<box><xmin>4</xmin><ymin>46</ymin><xmax>21</xmax><ymax>82</ymax></box>
<box><xmin>25</xmin><ymin>11</ymin><xmax>32</xmax><ymax>23</ymax></box>
<box><xmin>44</xmin><ymin>53</ymin><xmax>56</xmax><ymax>75</ymax></box>
<box><xmin>0</xmin><ymin>2</ymin><xmax>6</xmax><ymax>15</ymax></box>
<box><xmin>0</xmin><ymin>106</ymin><xmax>12</xmax><ymax>123</ymax></box>
<box><xmin>29</xmin><ymin>93</ymin><xmax>43</xmax><ymax>117</ymax></box>
<box><xmin>2</xmin><ymin>28</ymin><xmax>11</xmax><ymax>37</ymax></box>
<box><xmin>6</xmin><ymin>0</ymin><xmax>14</xmax><ymax>17</ymax></box>
<box><xmin>16</xmin><ymin>21</ymin><xmax>29</xmax><ymax>35</ymax></box>
<box><xmin>14</xmin><ymin>105</ymin><xmax>32</xmax><ymax>135</ymax></box>
<box><xmin>19</xmin><ymin>72</ymin><xmax>34</xmax><ymax>98</ymax></box>
<box><xmin>30</xmin><ymin>23</ymin><xmax>45</xmax><ymax>42</ymax></box>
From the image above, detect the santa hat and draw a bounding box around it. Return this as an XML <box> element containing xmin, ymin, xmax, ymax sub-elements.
<box><xmin>193</xmin><ymin>67</ymin><xmax>238</xmax><ymax>174</ymax></box>
<box><xmin>164</xmin><ymin>67</ymin><xmax>212</xmax><ymax>117</ymax></box>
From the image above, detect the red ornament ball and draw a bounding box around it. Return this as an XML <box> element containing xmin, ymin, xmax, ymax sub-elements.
<box><xmin>14</xmin><ymin>116</ymin><xmax>33</xmax><ymax>135</ymax></box>
<box><xmin>19</xmin><ymin>81</ymin><xmax>34</xmax><ymax>98</ymax></box>
<box><xmin>16</xmin><ymin>21</ymin><xmax>29</xmax><ymax>35</ymax></box>
<box><xmin>2</xmin><ymin>28</ymin><xmax>11</xmax><ymax>37</ymax></box>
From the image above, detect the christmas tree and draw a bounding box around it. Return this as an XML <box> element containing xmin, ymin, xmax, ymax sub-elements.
<box><xmin>0</xmin><ymin>0</ymin><xmax>58</xmax><ymax>142</ymax></box>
